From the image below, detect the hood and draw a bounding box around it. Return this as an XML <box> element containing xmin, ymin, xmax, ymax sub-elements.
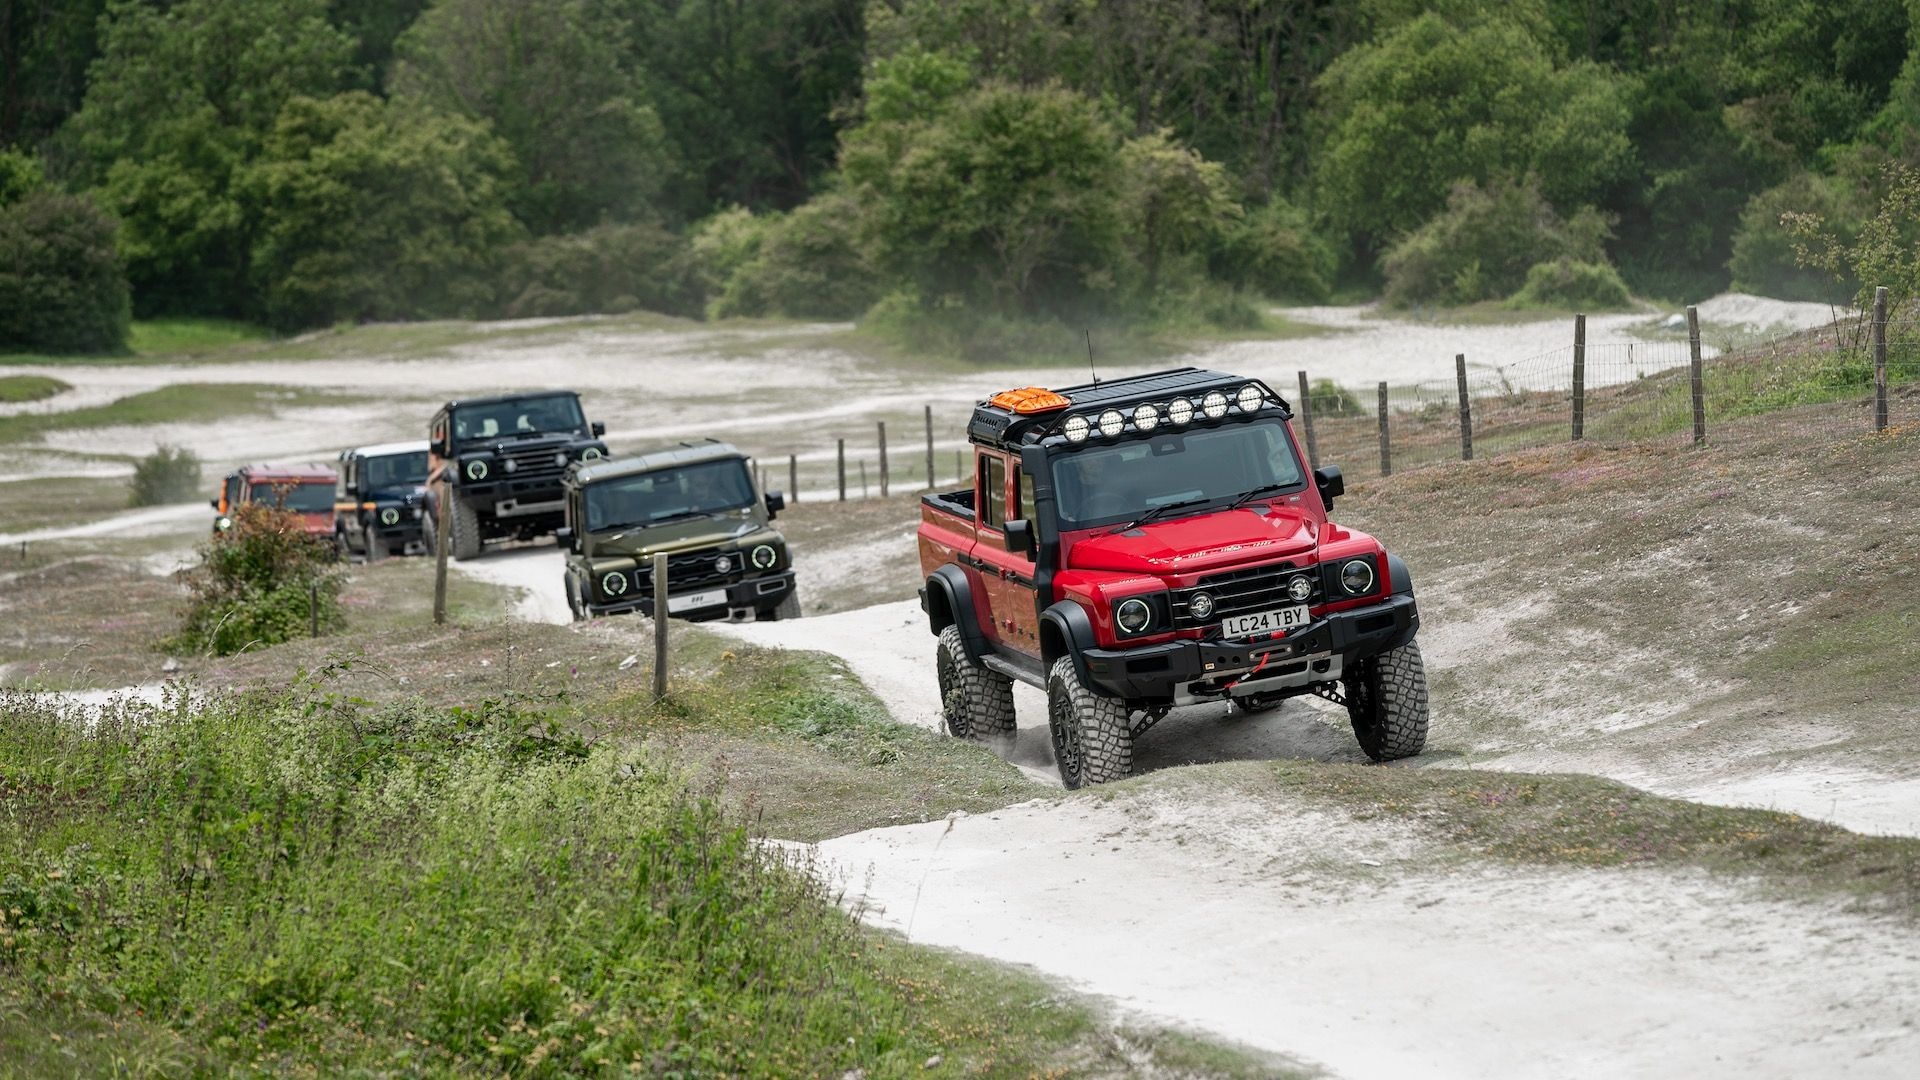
<box><xmin>1067</xmin><ymin>505</ymin><xmax>1318</xmax><ymax>576</ymax></box>
<box><xmin>589</xmin><ymin>513</ymin><xmax>768</xmax><ymax>561</ymax></box>
<box><xmin>366</xmin><ymin>484</ymin><xmax>426</xmax><ymax>505</ymax></box>
<box><xmin>296</xmin><ymin>511</ymin><xmax>333</xmax><ymax>535</ymax></box>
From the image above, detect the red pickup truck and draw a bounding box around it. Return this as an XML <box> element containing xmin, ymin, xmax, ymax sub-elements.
<box><xmin>917</xmin><ymin>367</ymin><xmax>1428</xmax><ymax>788</ymax></box>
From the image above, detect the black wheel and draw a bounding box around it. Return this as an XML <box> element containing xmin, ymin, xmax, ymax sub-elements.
<box><xmin>756</xmin><ymin>591</ymin><xmax>802</xmax><ymax>622</ymax></box>
<box><xmin>934</xmin><ymin>625</ymin><xmax>1014</xmax><ymax>744</ymax></box>
<box><xmin>1344</xmin><ymin>641</ymin><xmax>1430</xmax><ymax>761</ymax></box>
<box><xmin>1045</xmin><ymin>657</ymin><xmax>1133</xmax><ymax>789</ymax></box>
<box><xmin>448</xmin><ymin>493</ymin><xmax>482</xmax><ymax>561</ymax></box>
<box><xmin>565</xmin><ymin>574</ymin><xmax>586</xmax><ymax>622</ymax></box>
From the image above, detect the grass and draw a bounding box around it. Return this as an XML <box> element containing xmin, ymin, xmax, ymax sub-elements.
<box><xmin>0</xmin><ymin>475</ymin><xmax>133</xmax><ymax>535</ymax></box>
<box><xmin>0</xmin><ymin>383</ymin><xmax>364</xmax><ymax>445</ymax></box>
<box><xmin>0</xmin><ymin>375</ymin><xmax>69</xmax><ymax>404</ymax></box>
<box><xmin>126</xmin><ymin>317</ymin><xmax>270</xmax><ymax>356</ymax></box>
<box><xmin>0</xmin><ymin>646</ymin><xmax>1284</xmax><ymax>1077</ymax></box>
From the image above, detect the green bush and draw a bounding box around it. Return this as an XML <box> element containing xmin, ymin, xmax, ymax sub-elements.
<box><xmin>1508</xmin><ymin>257</ymin><xmax>1633</xmax><ymax>310</ymax></box>
<box><xmin>1207</xmin><ymin>197</ymin><xmax>1336</xmax><ymax>302</ymax></box>
<box><xmin>169</xmin><ymin>503</ymin><xmax>342</xmax><ymax>655</ymax></box>
<box><xmin>1728</xmin><ymin>169</ymin><xmax>1870</xmax><ymax>302</ymax></box>
<box><xmin>128</xmin><ymin>444</ymin><xmax>204</xmax><ymax>507</ymax></box>
<box><xmin>1382</xmin><ymin>179</ymin><xmax>1611</xmax><ymax>307</ymax></box>
<box><xmin>0</xmin><ymin>148</ymin><xmax>45</xmax><ymax>207</ymax></box>
<box><xmin>708</xmin><ymin>193</ymin><xmax>883</xmax><ymax>320</ymax></box>
<box><xmin>1305</xmin><ymin>378</ymin><xmax>1365</xmax><ymax>417</ymax></box>
<box><xmin>0</xmin><ymin>191</ymin><xmax>131</xmax><ymax>354</ymax></box>
<box><xmin>495</xmin><ymin>221</ymin><xmax>699</xmax><ymax>319</ymax></box>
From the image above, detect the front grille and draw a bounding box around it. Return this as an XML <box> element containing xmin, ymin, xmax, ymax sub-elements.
<box><xmin>502</xmin><ymin>444</ymin><xmax>569</xmax><ymax>479</ymax></box>
<box><xmin>1171</xmin><ymin>562</ymin><xmax>1320</xmax><ymax>630</ymax></box>
<box><xmin>635</xmin><ymin>549</ymin><xmax>745</xmax><ymax>592</ymax></box>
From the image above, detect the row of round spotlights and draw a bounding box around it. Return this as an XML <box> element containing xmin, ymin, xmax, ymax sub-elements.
<box><xmin>1059</xmin><ymin>384</ymin><xmax>1267</xmax><ymax>443</ymax></box>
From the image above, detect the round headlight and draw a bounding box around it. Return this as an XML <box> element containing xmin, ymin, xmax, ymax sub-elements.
<box><xmin>1115</xmin><ymin>597</ymin><xmax>1153</xmax><ymax>634</ymax></box>
<box><xmin>1236</xmin><ymin>384</ymin><xmax>1265</xmax><ymax>412</ymax></box>
<box><xmin>714</xmin><ymin>555</ymin><xmax>733</xmax><ymax>574</ymax></box>
<box><xmin>554</xmin><ymin>451</ymin><xmax>569</xmax><ymax>468</ymax></box>
<box><xmin>602</xmin><ymin>571</ymin><xmax>629</xmax><ymax>596</ymax></box>
<box><xmin>1201</xmin><ymin>391</ymin><xmax>1230</xmax><ymax>419</ymax></box>
<box><xmin>751</xmin><ymin>544</ymin><xmax>778</xmax><ymax>569</ymax></box>
<box><xmin>1287</xmin><ymin>575</ymin><xmax>1314</xmax><ymax>602</ymax></box>
<box><xmin>582</xmin><ymin>446</ymin><xmax>604</xmax><ymax>461</ymax></box>
<box><xmin>1097</xmin><ymin>409</ymin><xmax>1126</xmax><ymax>437</ymax></box>
<box><xmin>215</xmin><ymin>515</ymin><xmax>233</xmax><ymax>532</ymax></box>
<box><xmin>502</xmin><ymin>458</ymin><xmax>519</xmax><ymax>474</ymax></box>
<box><xmin>1340</xmin><ymin>558</ymin><xmax>1375</xmax><ymax>595</ymax></box>
<box><xmin>465</xmin><ymin>459</ymin><xmax>489</xmax><ymax>481</ymax></box>
<box><xmin>1062</xmin><ymin>415</ymin><xmax>1091</xmax><ymax>443</ymax></box>
<box><xmin>1167</xmin><ymin>397</ymin><xmax>1195</xmax><ymax>425</ymax></box>
<box><xmin>1132</xmin><ymin>404</ymin><xmax>1159</xmax><ymax>431</ymax></box>
<box><xmin>380</xmin><ymin>507</ymin><xmax>400</xmax><ymax>526</ymax></box>
<box><xmin>1188</xmin><ymin>591</ymin><xmax>1215</xmax><ymax>620</ymax></box>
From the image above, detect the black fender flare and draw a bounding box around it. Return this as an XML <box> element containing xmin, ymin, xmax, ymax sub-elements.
<box><xmin>1039</xmin><ymin>600</ymin><xmax>1101</xmax><ymax>694</ymax></box>
<box><xmin>922</xmin><ymin>565</ymin><xmax>989</xmax><ymax>661</ymax></box>
<box><xmin>1386</xmin><ymin>553</ymin><xmax>1415</xmax><ymax>599</ymax></box>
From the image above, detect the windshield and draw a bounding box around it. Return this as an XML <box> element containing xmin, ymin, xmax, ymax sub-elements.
<box><xmin>1050</xmin><ymin>419</ymin><xmax>1305</xmax><ymax>530</ymax></box>
<box><xmin>450</xmin><ymin>395</ymin><xmax>584</xmax><ymax>443</ymax></box>
<box><xmin>250</xmin><ymin>481</ymin><xmax>335</xmax><ymax>514</ymax></box>
<box><xmin>364</xmin><ymin>451</ymin><xmax>428</xmax><ymax>490</ymax></box>
<box><xmin>585</xmin><ymin>459</ymin><xmax>754</xmax><ymax>531</ymax></box>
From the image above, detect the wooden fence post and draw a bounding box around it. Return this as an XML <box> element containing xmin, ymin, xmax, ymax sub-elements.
<box><xmin>859</xmin><ymin>460</ymin><xmax>868</xmax><ymax>498</ymax></box>
<box><xmin>1377</xmin><ymin>381</ymin><xmax>1392</xmax><ymax>477</ymax></box>
<box><xmin>1571</xmin><ymin>313</ymin><xmax>1587</xmax><ymax>441</ymax></box>
<box><xmin>1455</xmin><ymin>354</ymin><xmax>1473</xmax><ymax>461</ymax></box>
<box><xmin>924</xmin><ymin>405</ymin><xmax>935</xmax><ymax>490</ymax></box>
<box><xmin>1874</xmin><ymin>285</ymin><xmax>1889</xmax><ymax>432</ymax></box>
<box><xmin>309</xmin><ymin>580</ymin><xmax>319</xmax><ymax>637</ymax></box>
<box><xmin>1295</xmin><ymin>370</ymin><xmax>1319</xmax><ymax>468</ymax></box>
<box><xmin>836</xmin><ymin>439</ymin><xmax>846</xmax><ymax>501</ymax></box>
<box><xmin>432</xmin><ymin>477</ymin><xmax>450</xmax><ymax>625</ymax></box>
<box><xmin>878</xmin><ymin>421</ymin><xmax>889</xmax><ymax>498</ymax></box>
<box><xmin>1687</xmin><ymin>305</ymin><xmax>1705</xmax><ymax>446</ymax></box>
<box><xmin>955</xmin><ymin>449</ymin><xmax>963</xmax><ymax>485</ymax></box>
<box><xmin>788</xmin><ymin>453</ymin><xmax>798</xmax><ymax>502</ymax></box>
<box><xmin>651</xmin><ymin>553</ymin><xmax>669</xmax><ymax>700</ymax></box>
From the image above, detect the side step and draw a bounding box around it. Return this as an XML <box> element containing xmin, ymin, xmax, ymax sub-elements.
<box><xmin>982</xmin><ymin>653</ymin><xmax>1047</xmax><ymax>690</ymax></box>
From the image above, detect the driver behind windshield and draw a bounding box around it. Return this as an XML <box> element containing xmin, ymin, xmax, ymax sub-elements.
<box><xmin>588</xmin><ymin>461</ymin><xmax>754</xmax><ymax>531</ymax></box>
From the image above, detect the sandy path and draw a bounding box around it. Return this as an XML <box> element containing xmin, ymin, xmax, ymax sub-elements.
<box><xmin>792</xmin><ymin>794</ymin><xmax>1920</xmax><ymax>1080</ymax></box>
<box><xmin>0</xmin><ymin>502</ymin><xmax>205</xmax><ymax>545</ymax></box>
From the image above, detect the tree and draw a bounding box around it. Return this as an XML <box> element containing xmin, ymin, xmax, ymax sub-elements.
<box><xmin>391</xmin><ymin>0</ymin><xmax>671</xmax><ymax>235</ymax></box>
<box><xmin>1380</xmin><ymin>179</ymin><xmax>1611</xmax><ymax>306</ymax></box>
<box><xmin>0</xmin><ymin>190</ymin><xmax>130</xmax><ymax>352</ymax></box>
<box><xmin>1312</xmin><ymin>12</ymin><xmax>1632</xmax><ymax>254</ymax></box>
<box><xmin>62</xmin><ymin>0</ymin><xmax>355</xmax><ymax>316</ymax></box>
<box><xmin>0</xmin><ymin>0</ymin><xmax>109</xmax><ymax>151</ymax></box>
<box><xmin>243</xmin><ymin>92</ymin><xmax>519</xmax><ymax>329</ymax></box>
<box><xmin>1119</xmin><ymin>130</ymin><xmax>1237</xmax><ymax>296</ymax></box>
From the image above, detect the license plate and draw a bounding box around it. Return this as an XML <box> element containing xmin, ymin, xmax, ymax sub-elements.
<box><xmin>1221</xmin><ymin>605</ymin><xmax>1310</xmax><ymax>640</ymax></box>
<box><xmin>667</xmin><ymin>588</ymin><xmax>727</xmax><ymax>614</ymax></box>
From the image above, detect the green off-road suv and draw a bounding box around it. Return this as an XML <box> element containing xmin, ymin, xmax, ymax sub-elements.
<box><xmin>559</xmin><ymin>440</ymin><xmax>800</xmax><ymax>622</ymax></box>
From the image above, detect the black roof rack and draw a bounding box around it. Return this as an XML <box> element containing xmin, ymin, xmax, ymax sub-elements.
<box><xmin>967</xmin><ymin>367</ymin><xmax>1291</xmax><ymax>450</ymax></box>
<box><xmin>440</xmin><ymin>388</ymin><xmax>583</xmax><ymax>411</ymax></box>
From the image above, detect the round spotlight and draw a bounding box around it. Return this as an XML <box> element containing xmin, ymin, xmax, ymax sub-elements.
<box><xmin>1188</xmin><ymin>591</ymin><xmax>1215</xmax><ymax>620</ymax></box>
<box><xmin>601</xmin><ymin>571</ymin><xmax>629</xmax><ymax>596</ymax></box>
<box><xmin>751</xmin><ymin>544</ymin><xmax>778</xmax><ymax>569</ymax></box>
<box><xmin>1062</xmin><ymin>415</ymin><xmax>1092</xmax><ymax>443</ymax></box>
<box><xmin>1115</xmin><ymin>597</ymin><xmax>1153</xmax><ymax>634</ymax></box>
<box><xmin>1236</xmin><ymin>384</ymin><xmax>1265</xmax><ymax>412</ymax></box>
<box><xmin>1287</xmin><ymin>575</ymin><xmax>1314</xmax><ymax>602</ymax></box>
<box><xmin>1167</xmin><ymin>397</ymin><xmax>1195</xmax><ymax>425</ymax></box>
<box><xmin>1097</xmin><ymin>409</ymin><xmax>1126</xmax><ymax>437</ymax></box>
<box><xmin>215</xmin><ymin>515</ymin><xmax>233</xmax><ymax>532</ymax></box>
<box><xmin>1201</xmin><ymin>391</ymin><xmax>1230</xmax><ymax>419</ymax></box>
<box><xmin>1132</xmin><ymin>404</ymin><xmax>1160</xmax><ymax>431</ymax></box>
<box><xmin>1340</xmin><ymin>558</ymin><xmax>1375</xmax><ymax>595</ymax></box>
<box><xmin>714</xmin><ymin>555</ymin><xmax>733</xmax><ymax>574</ymax></box>
<box><xmin>380</xmin><ymin>507</ymin><xmax>400</xmax><ymax>526</ymax></box>
<box><xmin>465</xmin><ymin>459</ymin><xmax>489</xmax><ymax>481</ymax></box>
<box><xmin>553</xmin><ymin>451</ymin><xmax>569</xmax><ymax>468</ymax></box>
<box><xmin>502</xmin><ymin>458</ymin><xmax>519</xmax><ymax>474</ymax></box>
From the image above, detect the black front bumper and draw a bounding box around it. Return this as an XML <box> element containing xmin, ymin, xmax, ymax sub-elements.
<box><xmin>1081</xmin><ymin>593</ymin><xmax>1419</xmax><ymax>700</ymax></box>
<box><xmin>591</xmin><ymin>571</ymin><xmax>797</xmax><ymax>621</ymax></box>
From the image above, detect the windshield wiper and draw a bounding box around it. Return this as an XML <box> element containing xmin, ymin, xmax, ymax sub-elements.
<box><xmin>1226</xmin><ymin>483</ymin><xmax>1294</xmax><ymax>512</ymax></box>
<box><xmin>1109</xmin><ymin>497</ymin><xmax>1212</xmax><ymax>535</ymax></box>
<box><xmin>646</xmin><ymin>507</ymin><xmax>722</xmax><ymax>526</ymax></box>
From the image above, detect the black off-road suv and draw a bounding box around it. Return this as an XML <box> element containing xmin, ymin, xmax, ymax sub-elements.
<box><xmin>426</xmin><ymin>391</ymin><xmax>609</xmax><ymax>560</ymax></box>
<box><xmin>334</xmin><ymin>441</ymin><xmax>430</xmax><ymax>559</ymax></box>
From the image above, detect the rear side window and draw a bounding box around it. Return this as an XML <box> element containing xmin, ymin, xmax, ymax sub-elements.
<box><xmin>979</xmin><ymin>454</ymin><xmax>1007</xmax><ymax>529</ymax></box>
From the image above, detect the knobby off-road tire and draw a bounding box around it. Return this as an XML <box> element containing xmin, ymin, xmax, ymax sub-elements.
<box><xmin>935</xmin><ymin>625</ymin><xmax>1014</xmax><ymax>744</ymax></box>
<box><xmin>565</xmin><ymin>574</ymin><xmax>587</xmax><ymax>622</ymax></box>
<box><xmin>447</xmin><ymin>493</ymin><xmax>482</xmax><ymax>561</ymax></box>
<box><xmin>757</xmin><ymin>591</ymin><xmax>802</xmax><ymax>622</ymax></box>
<box><xmin>1344</xmin><ymin>640</ymin><xmax>1430</xmax><ymax>761</ymax></box>
<box><xmin>1046</xmin><ymin>657</ymin><xmax>1133</xmax><ymax>789</ymax></box>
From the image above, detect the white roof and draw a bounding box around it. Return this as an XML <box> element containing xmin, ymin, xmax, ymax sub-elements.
<box><xmin>345</xmin><ymin>440</ymin><xmax>430</xmax><ymax>459</ymax></box>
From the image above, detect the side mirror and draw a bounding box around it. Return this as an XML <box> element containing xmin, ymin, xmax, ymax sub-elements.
<box><xmin>1005</xmin><ymin>518</ymin><xmax>1037</xmax><ymax>560</ymax></box>
<box><xmin>555</xmin><ymin>526</ymin><xmax>576</xmax><ymax>552</ymax></box>
<box><xmin>1313</xmin><ymin>465</ymin><xmax>1345</xmax><ymax>510</ymax></box>
<box><xmin>590</xmin><ymin>421</ymin><xmax>606</xmax><ymax>437</ymax></box>
<box><xmin>208</xmin><ymin>498</ymin><xmax>220</xmax><ymax>509</ymax></box>
<box><xmin>764</xmin><ymin>491</ymin><xmax>785</xmax><ymax>518</ymax></box>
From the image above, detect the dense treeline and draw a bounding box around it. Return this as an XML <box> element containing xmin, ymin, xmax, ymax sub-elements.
<box><xmin>3</xmin><ymin>0</ymin><xmax>1918</xmax><ymax>355</ymax></box>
